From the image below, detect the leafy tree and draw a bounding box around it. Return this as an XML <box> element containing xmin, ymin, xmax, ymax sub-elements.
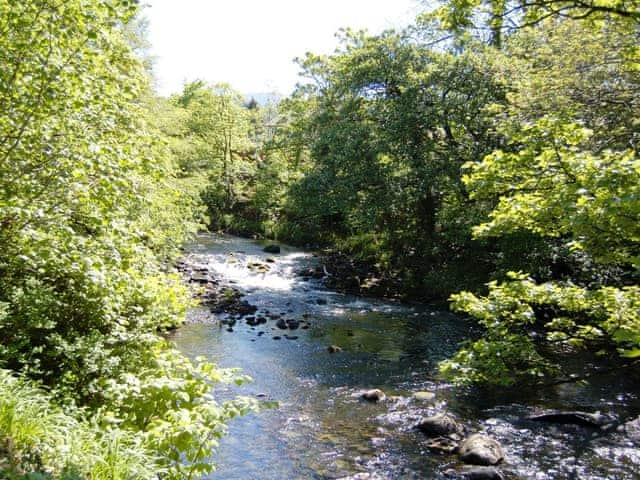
<box><xmin>278</xmin><ymin>29</ymin><xmax>509</xmax><ymax>297</ymax></box>
<box><xmin>0</xmin><ymin>1</ymin><xmax>256</xmax><ymax>477</ymax></box>
<box><xmin>428</xmin><ymin>0</ymin><xmax>640</xmax><ymax>46</ymax></box>
<box><xmin>440</xmin><ymin>16</ymin><xmax>640</xmax><ymax>385</ymax></box>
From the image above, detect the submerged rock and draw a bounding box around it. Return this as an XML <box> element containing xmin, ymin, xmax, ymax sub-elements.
<box><xmin>527</xmin><ymin>410</ymin><xmax>618</xmax><ymax>428</ymax></box>
<box><xmin>361</xmin><ymin>389</ymin><xmax>386</xmax><ymax>403</ymax></box>
<box><xmin>458</xmin><ymin>434</ymin><xmax>504</xmax><ymax>466</ymax></box>
<box><xmin>416</xmin><ymin>413</ymin><xmax>464</xmax><ymax>438</ymax></box>
<box><xmin>263</xmin><ymin>244</ymin><xmax>281</xmax><ymax>254</ymax></box>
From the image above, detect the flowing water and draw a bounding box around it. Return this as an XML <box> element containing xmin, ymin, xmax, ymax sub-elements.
<box><xmin>170</xmin><ymin>234</ymin><xmax>640</xmax><ymax>479</ymax></box>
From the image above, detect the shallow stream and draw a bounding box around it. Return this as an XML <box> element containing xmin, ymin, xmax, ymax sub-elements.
<box><xmin>171</xmin><ymin>234</ymin><xmax>640</xmax><ymax>479</ymax></box>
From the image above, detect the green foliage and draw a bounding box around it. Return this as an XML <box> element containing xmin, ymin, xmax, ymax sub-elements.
<box><xmin>439</xmin><ymin>15</ymin><xmax>640</xmax><ymax>385</ymax></box>
<box><xmin>443</xmin><ymin>273</ymin><xmax>640</xmax><ymax>385</ymax></box>
<box><xmin>0</xmin><ymin>1</ymin><xmax>256</xmax><ymax>477</ymax></box>
<box><xmin>0</xmin><ymin>368</ymin><xmax>157</xmax><ymax>479</ymax></box>
<box><xmin>275</xmin><ymin>29</ymin><xmax>508</xmax><ymax>297</ymax></box>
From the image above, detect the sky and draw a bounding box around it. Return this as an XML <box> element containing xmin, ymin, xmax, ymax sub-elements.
<box><xmin>145</xmin><ymin>0</ymin><xmax>422</xmax><ymax>97</ymax></box>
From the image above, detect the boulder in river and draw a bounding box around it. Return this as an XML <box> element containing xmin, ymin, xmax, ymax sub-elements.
<box><xmin>361</xmin><ymin>389</ymin><xmax>386</xmax><ymax>403</ymax></box>
<box><xmin>327</xmin><ymin>345</ymin><xmax>343</xmax><ymax>353</ymax></box>
<box><xmin>263</xmin><ymin>244</ymin><xmax>281</xmax><ymax>254</ymax></box>
<box><xmin>416</xmin><ymin>413</ymin><xmax>464</xmax><ymax>438</ymax></box>
<box><xmin>458</xmin><ymin>434</ymin><xmax>504</xmax><ymax>466</ymax></box>
<box><xmin>527</xmin><ymin>410</ymin><xmax>618</xmax><ymax>429</ymax></box>
<box><xmin>444</xmin><ymin>466</ymin><xmax>505</xmax><ymax>480</ymax></box>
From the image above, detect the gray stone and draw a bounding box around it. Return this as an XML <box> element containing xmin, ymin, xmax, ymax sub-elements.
<box><xmin>459</xmin><ymin>434</ymin><xmax>504</xmax><ymax>466</ymax></box>
<box><xmin>416</xmin><ymin>413</ymin><xmax>464</xmax><ymax>437</ymax></box>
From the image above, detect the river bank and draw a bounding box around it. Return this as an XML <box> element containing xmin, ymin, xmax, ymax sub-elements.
<box><xmin>171</xmin><ymin>233</ymin><xmax>640</xmax><ymax>480</ymax></box>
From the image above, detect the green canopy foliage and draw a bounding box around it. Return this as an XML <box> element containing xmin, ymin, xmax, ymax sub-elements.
<box><xmin>439</xmin><ymin>15</ymin><xmax>640</xmax><ymax>385</ymax></box>
<box><xmin>0</xmin><ymin>1</ymin><xmax>256</xmax><ymax>477</ymax></box>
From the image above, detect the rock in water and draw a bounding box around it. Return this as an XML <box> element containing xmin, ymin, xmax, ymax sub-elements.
<box><xmin>361</xmin><ymin>389</ymin><xmax>386</xmax><ymax>403</ymax></box>
<box><xmin>444</xmin><ymin>466</ymin><xmax>505</xmax><ymax>480</ymax></box>
<box><xmin>263</xmin><ymin>244</ymin><xmax>281</xmax><ymax>254</ymax></box>
<box><xmin>527</xmin><ymin>410</ymin><xmax>617</xmax><ymax>428</ymax></box>
<box><xmin>459</xmin><ymin>434</ymin><xmax>504</xmax><ymax>466</ymax></box>
<box><xmin>416</xmin><ymin>413</ymin><xmax>464</xmax><ymax>437</ymax></box>
<box><xmin>327</xmin><ymin>345</ymin><xmax>343</xmax><ymax>353</ymax></box>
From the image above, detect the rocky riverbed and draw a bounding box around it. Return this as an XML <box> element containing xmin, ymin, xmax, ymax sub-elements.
<box><xmin>170</xmin><ymin>233</ymin><xmax>640</xmax><ymax>480</ymax></box>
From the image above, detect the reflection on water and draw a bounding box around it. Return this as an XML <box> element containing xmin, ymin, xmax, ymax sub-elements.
<box><xmin>172</xmin><ymin>234</ymin><xmax>640</xmax><ymax>479</ymax></box>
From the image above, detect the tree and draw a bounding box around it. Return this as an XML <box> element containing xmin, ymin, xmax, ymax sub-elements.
<box><xmin>0</xmin><ymin>1</ymin><xmax>256</xmax><ymax>477</ymax></box>
<box><xmin>425</xmin><ymin>0</ymin><xmax>640</xmax><ymax>47</ymax></box>
<box><xmin>439</xmin><ymin>16</ymin><xmax>640</xmax><ymax>386</ymax></box>
<box><xmin>278</xmin><ymin>29</ymin><xmax>508</xmax><ymax>297</ymax></box>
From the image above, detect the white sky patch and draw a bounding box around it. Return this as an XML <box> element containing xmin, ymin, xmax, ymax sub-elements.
<box><xmin>145</xmin><ymin>0</ymin><xmax>420</xmax><ymax>97</ymax></box>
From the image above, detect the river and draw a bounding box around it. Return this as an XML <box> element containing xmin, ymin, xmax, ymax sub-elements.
<box><xmin>170</xmin><ymin>233</ymin><xmax>640</xmax><ymax>479</ymax></box>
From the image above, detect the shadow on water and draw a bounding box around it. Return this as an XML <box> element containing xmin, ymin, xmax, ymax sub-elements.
<box><xmin>171</xmin><ymin>233</ymin><xmax>640</xmax><ymax>479</ymax></box>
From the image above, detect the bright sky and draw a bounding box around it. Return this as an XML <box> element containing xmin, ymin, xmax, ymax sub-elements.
<box><xmin>145</xmin><ymin>0</ymin><xmax>421</xmax><ymax>97</ymax></box>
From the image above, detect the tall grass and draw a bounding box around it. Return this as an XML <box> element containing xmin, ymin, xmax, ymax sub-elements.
<box><xmin>0</xmin><ymin>369</ymin><xmax>158</xmax><ymax>480</ymax></box>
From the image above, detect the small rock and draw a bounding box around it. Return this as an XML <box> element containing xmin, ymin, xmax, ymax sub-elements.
<box><xmin>413</xmin><ymin>391</ymin><xmax>436</xmax><ymax>403</ymax></box>
<box><xmin>273</xmin><ymin>336</ymin><xmax>282</xmax><ymax>340</ymax></box>
<box><xmin>276</xmin><ymin>319</ymin><xmax>288</xmax><ymax>329</ymax></box>
<box><xmin>327</xmin><ymin>345</ymin><xmax>343</xmax><ymax>353</ymax></box>
<box><xmin>226</xmin><ymin>327</ymin><xmax>234</xmax><ymax>332</ymax></box>
<box><xmin>286</xmin><ymin>319</ymin><xmax>300</xmax><ymax>330</ymax></box>
<box><xmin>361</xmin><ymin>389</ymin><xmax>386</xmax><ymax>403</ymax></box>
<box><xmin>263</xmin><ymin>244</ymin><xmax>281</xmax><ymax>254</ymax></box>
<box><xmin>459</xmin><ymin>434</ymin><xmax>504</xmax><ymax>466</ymax></box>
<box><xmin>285</xmin><ymin>335</ymin><xmax>299</xmax><ymax>340</ymax></box>
<box><xmin>416</xmin><ymin>413</ymin><xmax>464</xmax><ymax>438</ymax></box>
<box><xmin>316</xmin><ymin>298</ymin><xmax>328</xmax><ymax>305</ymax></box>
<box><xmin>265</xmin><ymin>257</ymin><xmax>276</xmax><ymax>263</ymax></box>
